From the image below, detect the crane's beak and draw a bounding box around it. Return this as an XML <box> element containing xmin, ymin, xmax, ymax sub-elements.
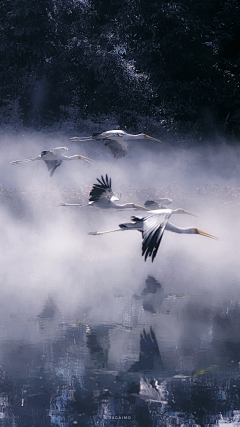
<box><xmin>144</xmin><ymin>134</ymin><xmax>161</xmax><ymax>143</ymax></box>
<box><xmin>183</xmin><ymin>209</ymin><xmax>197</xmax><ymax>217</ymax></box>
<box><xmin>195</xmin><ymin>228</ymin><xmax>219</xmax><ymax>240</ymax></box>
<box><xmin>78</xmin><ymin>155</ymin><xmax>95</xmax><ymax>165</ymax></box>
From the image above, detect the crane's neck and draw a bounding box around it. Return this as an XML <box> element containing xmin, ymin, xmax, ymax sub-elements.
<box><xmin>171</xmin><ymin>209</ymin><xmax>187</xmax><ymax>215</ymax></box>
<box><xmin>165</xmin><ymin>222</ymin><xmax>197</xmax><ymax>234</ymax></box>
<box><xmin>113</xmin><ymin>202</ymin><xmax>135</xmax><ymax>209</ymax></box>
<box><xmin>113</xmin><ymin>202</ymin><xmax>148</xmax><ymax>210</ymax></box>
<box><xmin>62</xmin><ymin>155</ymin><xmax>80</xmax><ymax>161</ymax></box>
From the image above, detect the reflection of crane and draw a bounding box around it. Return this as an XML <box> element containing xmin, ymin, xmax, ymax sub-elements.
<box><xmin>133</xmin><ymin>275</ymin><xmax>190</xmax><ymax>314</ymax></box>
<box><xmin>89</xmin><ymin>209</ymin><xmax>218</xmax><ymax>262</ymax></box>
<box><xmin>129</xmin><ymin>327</ymin><xmax>163</xmax><ymax>372</ymax></box>
<box><xmin>60</xmin><ymin>174</ymin><xmax>147</xmax><ymax>210</ymax></box>
<box><xmin>71</xmin><ymin>130</ymin><xmax>161</xmax><ymax>159</ymax></box>
<box><xmin>11</xmin><ymin>147</ymin><xmax>95</xmax><ymax>176</ymax></box>
<box><xmin>86</xmin><ymin>325</ymin><xmax>110</xmax><ymax>369</ymax></box>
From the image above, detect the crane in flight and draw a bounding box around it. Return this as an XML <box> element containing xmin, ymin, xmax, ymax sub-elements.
<box><xmin>70</xmin><ymin>130</ymin><xmax>161</xmax><ymax>159</ymax></box>
<box><xmin>10</xmin><ymin>147</ymin><xmax>95</xmax><ymax>176</ymax></box>
<box><xmin>60</xmin><ymin>174</ymin><xmax>148</xmax><ymax>210</ymax></box>
<box><xmin>88</xmin><ymin>208</ymin><xmax>218</xmax><ymax>262</ymax></box>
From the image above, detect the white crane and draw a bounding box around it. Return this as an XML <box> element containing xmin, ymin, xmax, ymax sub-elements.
<box><xmin>10</xmin><ymin>147</ymin><xmax>95</xmax><ymax>176</ymax></box>
<box><xmin>60</xmin><ymin>174</ymin><xmax>148</xmax><ymax>210</ymax></box>
<box><xmin>88</xmin><ymin>209</ymin><xmax>218</xmax><ymax>262</ymax></box>
<box><xmin>70</xmin><ymin>130</ymin><xmax>161</xmax><ymax>159</ymax></box>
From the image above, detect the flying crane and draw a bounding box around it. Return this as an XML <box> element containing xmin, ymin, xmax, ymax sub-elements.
<box><xmin>11</xmin><ymin>147</ymin><xmax>95</xmax><ymax>176</ymax></box>
<box><xmin>88</xmin><ymin>208</ymin><xmax>218</xmax><ymax>262</ymax></box>
<box><xmin>71</xmin><ymin>130</ymin><xmax>161</xmax><ymax>159</ymax></box>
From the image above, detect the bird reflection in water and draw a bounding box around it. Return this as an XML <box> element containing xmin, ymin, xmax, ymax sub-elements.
<box><xmin>129</xmin><ymin>327</ymin><xmax>163</xmax><ymax>373</ymax></box>
<box><xmin>133</xmin><ymin>275</ymin><xmax>190</xmax><ymax>314</ymax></box>
<box><xmin>86</xmin><ymin>326</ymin><xmax>110</xmax><ymax>369</ymax></box>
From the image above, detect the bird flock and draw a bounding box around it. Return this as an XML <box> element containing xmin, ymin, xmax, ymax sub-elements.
<box><xmin>11</xmin><ymin>129</ymin><xmax>218</xmax><ymax>262</ymax></box>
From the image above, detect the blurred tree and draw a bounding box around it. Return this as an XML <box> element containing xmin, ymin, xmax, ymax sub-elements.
<box><xmin>0</xmin><ymin>0</ymin><xmax>239</xmax><ymax>136</ymax></box>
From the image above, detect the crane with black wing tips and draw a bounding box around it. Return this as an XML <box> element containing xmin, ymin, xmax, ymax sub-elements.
<box><xmin>88</xmin><ymin>208</ymin><xmax>218</xmax><ymax>262</ymax></box>
<box><xmin>59</xmin><ymin>174</ymin><xmax>148</xmax><ymax>210</ymax></box>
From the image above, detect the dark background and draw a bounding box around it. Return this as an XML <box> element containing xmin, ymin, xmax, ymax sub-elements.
<box><xmin>0</xmin><ymin>0</ymin><xmax>240</xmax><ymax>139</ymax></box>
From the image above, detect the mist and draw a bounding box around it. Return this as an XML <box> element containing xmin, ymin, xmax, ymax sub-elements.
<box><xmin>0</xmin><ymin>131</ymin><xmax>239</xmax><ymax>361</ymax></box>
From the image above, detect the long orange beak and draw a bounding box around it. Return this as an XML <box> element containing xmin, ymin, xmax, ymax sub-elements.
<box><xmin>144</xmin><ymin>134</ymin><xmax>161</xmax><ymax>143</ymax></box>
<box><xmin>196</xmin><ymin>228</ymin><xmax>219</xmax><ymax>240</ymax></box>
<box><xmin>78</xmin><ymin>155</ymin><xmax>95</xmax><ymax>165</ymax></box>
<box><xmin>183</xmin><ymin>209</ymin><xmax>197</xmax><ymax>217</ymax></box>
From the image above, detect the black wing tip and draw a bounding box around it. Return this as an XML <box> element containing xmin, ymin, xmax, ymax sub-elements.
<box><xmin>142</xmin><ymin>225</ymin><xmax>165</xmax><ymax>262</ymax></box>
<box><xmin>89</xmin><ymin>174</ymin><xmax>112</xmax><ymax>201</ymax></box>
<box><xmin>95</xmin><ymin>174</ymin><xmax>111</xmax><ymax>188</ymax></box>
<box><xmin>131</xmin><ymin>216</ymin><xmax>142</xmax><ymax>222</ymax></box>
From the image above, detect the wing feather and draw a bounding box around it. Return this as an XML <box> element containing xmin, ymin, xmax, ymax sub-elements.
<box><xmin>103</xmin><ymin>139</ymin><xmax>127</xmax><ymax>159</ymax></box>
<box><xmin>142</xmin><ymin>212</ymin><xmax>171</xmax><ymax>262</ymax></box>
<box><xmin>44</xmin><ymin>160</ymin><xmax>62</xmax><ymax>176</ymax></box>
<box><xmin>89</xmin><ymin>174</ymin><xmax>114</xmax><ymax>201</ymax></box>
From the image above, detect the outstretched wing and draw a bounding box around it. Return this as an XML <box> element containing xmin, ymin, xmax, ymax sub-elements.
<box><xmin>44</xmin><ymin>160</ymin><xmax>62</xmax><ymax>177</ymax></box>
<box><xmin>142</xmin><ymin>212</ymin><xmax>171</xmax><ymax>262</ymax></box>
<box><xmin>89</xmin><ymin>174</ymin><xmax>114</xmax><ymax>202</ymax></box>
<box><xmin>103</xmin><ymin>138</ymin><xmax>128</xmax><ymax>159</ymax></box>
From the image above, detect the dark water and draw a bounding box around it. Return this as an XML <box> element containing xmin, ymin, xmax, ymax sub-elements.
<box><xmin>1</xmin><ymin>264</ymin><xmax>240</xmax><ymax>426</ymax></box>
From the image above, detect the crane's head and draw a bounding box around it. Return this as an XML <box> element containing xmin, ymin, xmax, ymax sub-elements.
<box><xmin>195</xmin><ymin>228</ymin><xmax>219</xmax><ymax>240</ymax></box>
<box><xmin>143</xmin><ymin>134</ymin><xmax>162</xmax><ymax>143</ymax></box>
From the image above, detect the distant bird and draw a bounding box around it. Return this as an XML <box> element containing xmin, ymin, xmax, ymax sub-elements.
<box><xmin>11</xmin><ymin>147</ymin><xmax>95</xmax><ymax>176</ymax></box>
<box><xmin>144</xmin><ymin>198</ymin><xmax>172</xmax><ymax>210</ymax></box>
<box><xmin>60</xmin><ymin>174</ymin><xmax>148</xmax><ymax>210</ymax></box>
<box><xmin>70</xmin><ymin>130</ymin><xmax>161</xmax><ymax>159</ymax></box>
<box><xmin>88</xmin><ymin>209</ymin><xmax>218</xmax><ymax>262</ymax></box>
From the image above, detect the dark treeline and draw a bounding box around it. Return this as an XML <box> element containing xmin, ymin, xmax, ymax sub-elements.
<box><xmin>0</xmin><ymin>0</ymin><xmax>240</xmax><ymax>137</ymax></box>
